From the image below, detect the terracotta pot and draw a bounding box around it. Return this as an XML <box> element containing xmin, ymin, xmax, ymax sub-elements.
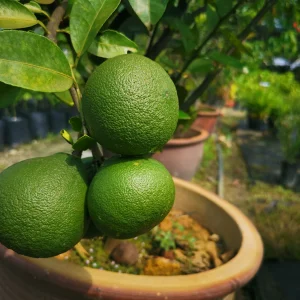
<box><xmin>0</xmin><ymin>178</ymin><xmax>263</xmax><ymax>300</ymax></box>
<box><xmin>192</xmin><ymin>105</ymin><xmax>221</xmax><ymax>134</ymax></box>
<box><xmin>153</xmin><ymin>128</ymin><xmax>209</xmax><ymax>181</ymax></box>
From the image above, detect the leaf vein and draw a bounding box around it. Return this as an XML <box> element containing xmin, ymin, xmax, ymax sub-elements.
<box><xmin>0</xmin><ymin>58</ymin><xmax>72</xmax><ymax>80</ymax></box>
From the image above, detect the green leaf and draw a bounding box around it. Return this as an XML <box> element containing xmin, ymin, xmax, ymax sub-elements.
<box><xmin>60</xmin><ymin>129</ymin><xmax>74</xmax><ymax>145</ymax></box>
<box><xmin>24</xmin><ymin>1</ymin><xmax>50</xmax><ymax>19</ymax></box>
<box><xmin>72</xmin><ymin>135</ymin><xmax>96</xmax><ymax>151</ymax></box>
<box><xmin>164</xmin><ymin>17</ymin><xmax>197</xmax><ymax>53</ymax></box>
<box><xmin>70</xmin><ymin>0</ymin><xmax>121</xmax><ymax>57</ymax></box>
<box><xmin>69</xmin><ymin>116</ymin><xmax>82</xmax><ymax>132</ymax></box>
<box><xmin>206</xmin><ymin>4</ymin><xmax>219</xmax><ymax>33</ymax></box>
<box><xmin>0</xmin><ymin>31</ymin><xmax>73</xmax><ymax>92</ymax></box>
<box><xmin>0</xmin><ymin>0</ymin><xmax>38</xmax><ymax>29</ymax></box>
<box><xmin>178</xmin><ymin>110</ymin><xmax>190</xmax><ymax>120</ymax></box>
<box><xmin>66</xmin><ymin>0</ymin><xmax>75</xmax><ymax>16</ymax></box>
<box><xmin>215</xmin><ymin>0</ymin><xmax>232</xmax><ymax>17</ymax></box>
<box><xmin>209</xmin><ymin>52</ymin><xmax>244</xmax><ymax>69</ymax></box>
<box><xmin>222</xmin><ymin>29</ymin><xmax>253</xmax><ymax>57</ymax></box>
<box><xmin>35</xmin><ymin>0</ymin><xmax>55</xmax><ymax>4</ymax></box>
<box><xmin>128</xmin><ymin>0</ymin><xmax>169</xmax><ymax>29</ymax></box>
<box><xmin>58</xmin><ymin>42</ymin><xmax>75</xmax><ymax>66</ymax></box>
<box><xmin>0</xmin><ymin>81</ymin><xmax>21</xmax><ymax>108</ymax></box>
<box><xmin>188</xmin><ymin>58</ymin><xmax>214</xmax><ymax>74</ymax></box>
<box><xmin>88</xmin><ymin>30</ymin><xmax>138</xmax><ymax>58</ymax></box>
<box><xmin>54</xmin><ymin>90</ymin><xmax>73</xmax><ymax>106</ymax></box>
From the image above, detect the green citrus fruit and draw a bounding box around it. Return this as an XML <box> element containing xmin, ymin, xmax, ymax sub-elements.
<box><xmin>82</xmin><ymin>54</ymin><xmax>179</xmax><ymax>156</ymax></box>
<box><xmin>87</xmin><ymin>156</ymin><xmax>175</xmax><ymax>239</ymax></box>
<box><xmin>0</xmin><ymin>153</ymin><xmax>88</xmax><ymax>258</ymax></box>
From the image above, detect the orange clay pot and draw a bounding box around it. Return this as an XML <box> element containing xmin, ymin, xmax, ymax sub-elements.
<box><xmin>153</xmin><ymin>128</ymin><xmax>209</xmax><ymax>181</ymax></box>
<box><xmin>0</xmin><ymin>178</ymin><xmax>263</xmax><ymax>300</ymax></box>
<box><xmin>192</xmin><ymin>105</ymin><xmax>221</xmax><ymax>135</ymax></box>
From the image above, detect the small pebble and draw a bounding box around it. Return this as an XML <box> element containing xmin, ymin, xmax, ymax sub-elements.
<box><xmin>209</xmin><ymin>234</ymin><xmax>220</xmax><ymax>242</ymax></box>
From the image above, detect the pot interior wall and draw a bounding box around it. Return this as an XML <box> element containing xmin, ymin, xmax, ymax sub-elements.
<box><xmin>173</xmin><ymin>183</ymin><xmax>242</xmax><ymax>251</ymax></box>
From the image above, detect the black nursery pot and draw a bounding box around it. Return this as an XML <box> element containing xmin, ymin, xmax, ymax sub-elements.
<box><xmin>49</xmin><ymin>110</ymin><xmax>67</xmax><ymax>134</ymax></box>
<box><xmin>29</xmin><ymin>112</ymin><xmax>50</xmax><ymax>139</ymax></box>
<box><xmin>4</xmin><ymin>117</ymin><xmax>31</xmax><ymax>148</ymax></box>
<box><xmin>280</xmin><ymin>160</ymin><xmax>299</xmax><ymax>189</ymax></box>
<box><xmin>0</xmin><ymin>120</ymin><xmax>5</xmax><ymax>151</ymax></box>
<box><xmin>248</xmin><ymin>115</ymin><xmax>268</xmax><ymax>131</ymax></box>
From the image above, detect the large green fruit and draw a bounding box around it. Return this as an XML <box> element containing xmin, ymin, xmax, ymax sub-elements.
<box><xmin>0</xmin><ymin>153</ymin><xmax>88</xmax><ymax>258</ymax></box>
<box><xmin>82</xmin><ymin>54</ymin><xmax>179</xmax><ymax>156</ymax></box>
<box><xmin>87</xmin><ymin>156</ymin><xmax>175</xmax><ymax>239</ymax></box>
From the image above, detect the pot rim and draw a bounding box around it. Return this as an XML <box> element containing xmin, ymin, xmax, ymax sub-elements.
<box><xmin>197</xmin><ymin>104</ymin><xmax>221</xmax><ymax>117</ymax></box>
<box><xmin>167</xmin><ymin>128</ymin><xmax>209</xmax><ymax>147</ymax></box>
<box><xmin>0</xmin><ymin>178</ymin><xmax>263</xmax><ymax>300</ymax></box>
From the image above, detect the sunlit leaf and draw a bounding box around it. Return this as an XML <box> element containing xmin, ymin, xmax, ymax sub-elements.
<box><xmin>72</xmin><ymin>134</ymin><xmax>96</xmax><ymax>151</ymax></box>
<box><xmin>70</xmin><ymin>0</ymin><xmax>120</xmax><ymax>57</ymax></box>
<box><xmin>128</xmin><ymin>0</ymin><xmax>169</xmax><ymax>29</ymax></box>
<box><xmin>0</xmin><ymin>31</ymin><xmax>73</xmax><ymax>92</ymax></box>
<box><xmin>60</xmin><ymin>129</ymin><xmax>74</xmax><ymax>145</ymax></box>
<box><xmin>0</xmin><ymin>0</ymin><xmax>38</xmax><ymax>29</ymax></box>
<box><xmin>24</xmin><ymin>1</ymin><xmax>50</xmax><ymax>19</ymax></box>
<box><xmin>0</xmin><ymin>81</ymin><xmax>21</xmax><ymax>108</ymax></box>
<box><xmin>54</xmin><ymin>90</ymin><xmax>73</xmax><ymax>106</ymax></box>
<box><xmin>89</xmin><ymin>30</ymin><xmax>138</xmax><ymax>58</ymax></box>
<box><xmin>178</xmin><ymin>110</ymin><xmax>190</xmax><ymax>120</ymax></box>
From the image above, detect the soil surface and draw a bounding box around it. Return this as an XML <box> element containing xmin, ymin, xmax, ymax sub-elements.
<box><xmin>63</xmin><ymin>209</ymin><xmax>231</xmax><ymax>276</ymax></box>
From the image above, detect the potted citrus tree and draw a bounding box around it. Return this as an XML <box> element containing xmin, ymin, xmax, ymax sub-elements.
<box><xmin>0</xmin><ymin>0</ymin><xmax>266</xmax><ymax>299</ymax></box>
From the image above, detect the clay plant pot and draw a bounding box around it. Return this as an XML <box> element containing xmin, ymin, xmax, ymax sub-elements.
<box><xmin>153</xmin><ymin>128</ymin><xmax>209</xmax><ymax>181</ymax></box>
<box><xmin>247</xmin><ymin>116</ymin><xmax>268</xmax><ymax>132</ymax></box>
<box><xmin>0</xmin><ymin>178</ymin><xmax>263</xmax><ymax>300</ymax></box>
<box><xmin>280</xmin><ymin>160</ymin><xmax>299</xmax><ymax>189</ymax></box>
<box><xmin>4</xmin><ymin>116</ymin><xmax>31</xmax><ymax>148</ymax></box>
<box><xmin>0</xmin><ymin>119</ymin><xmax>5</xmax><ymax>151</ymax></box>
<box><xmin>192</xmin><ymin>105</ymin><xmax>221</xmax><ymax>135</ymax></box>
<box><xmin>49</xmin><ymin>110</ymin><xmax>67</xmax><ymax>134</ymax></box>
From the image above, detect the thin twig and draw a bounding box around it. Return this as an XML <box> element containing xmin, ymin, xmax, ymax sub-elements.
<box><xmin>145</xmin><ymin>21</ymin><xmax>160</xmax><ymax>57</ymax></box>
<box><xmin>174</xmin><ymin>0</ymin><xmax>245</xmax><ymax>83</ymax></box>
<box><xmin>181</xmin><ymin>0</ymin><xmax>277</xmax><ymax>111</ymax></box>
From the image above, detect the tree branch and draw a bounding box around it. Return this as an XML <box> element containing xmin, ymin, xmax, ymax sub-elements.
<box><xmin>181</xmin><ymin>0</ymin><xmax>277</xmax><ymax>111</ymax></box>
<box><xmin>174</xmin><ymin>0</ymin><xmax>244</xmax><ymax>83</ymax></box>
<box><xmin>146</xmin><ymin>27</ymin><xmax>172</xmax><ymax>60</ymax></box>
<box><xmin>46</xmin><ymin>0</ymin><xmax>68</xmax><ymax>43</ymax></box>
<box><xmin>145</xmin><ymin>21</ymin><xmax>160</xmax><ymax>57</ymax></box>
